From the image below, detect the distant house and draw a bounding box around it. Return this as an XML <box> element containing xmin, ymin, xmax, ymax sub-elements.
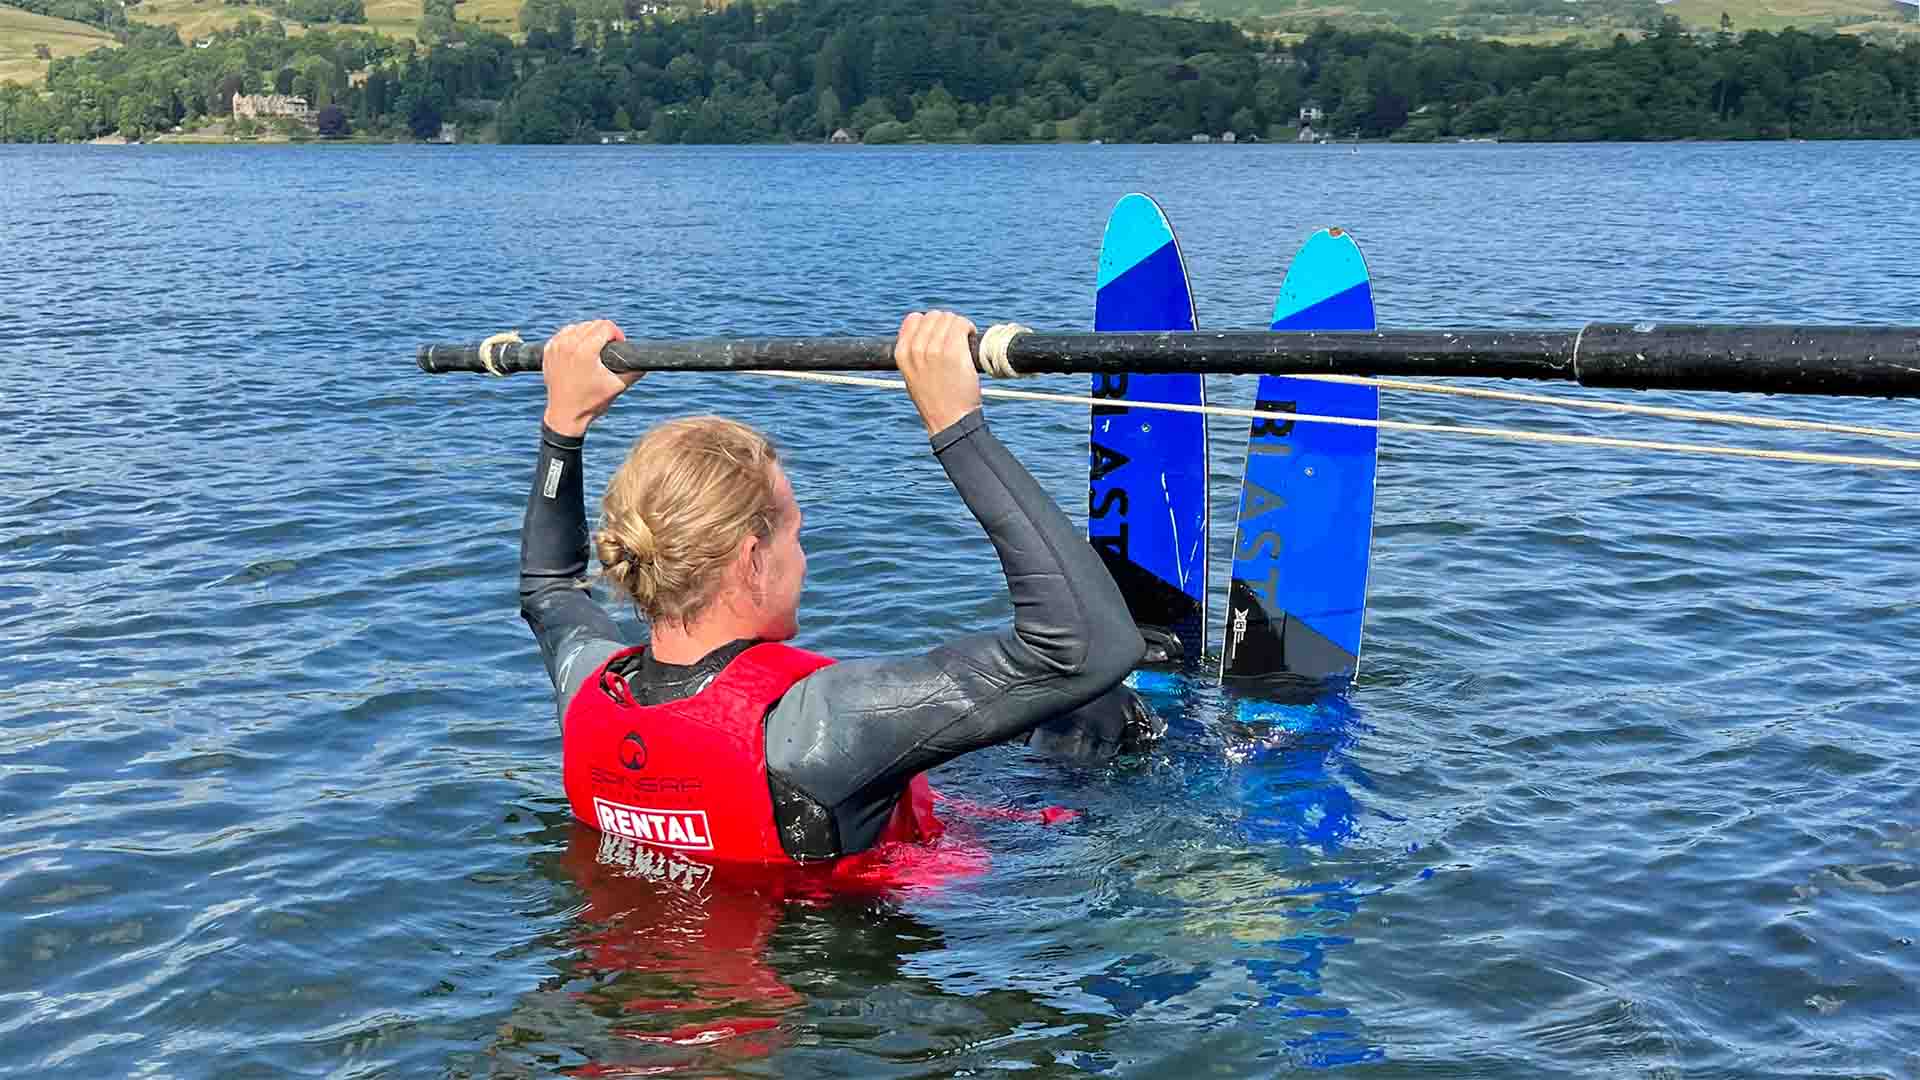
<box><xmin>1299</xmin><ymin>103</ymin><xmax>1324</xmax><ymax>125</ymax></box>
<box><xmin>1191</xmin><ymin>132</ymin><xmax>1211</xmax><ymax>143</ymax></box>
<box><xmin>232</xmin><ymin>93</ymin><xmax>312</xmax><ymax>122</ymax></box>
<box><xmin>829</xmin><ymin>127</ymin><xmax>855</xmax><ymax>143</ymax></box>
<box><xmin>432</xmin><ymin>122</ymin><xmax>458</xmax><ymax>144</ymax></box>
<box><xmin>348</xmin><ymin>69</ymin><xmax>371</xmax><ymax>89</ymax></box>
<box><xmin>1297</xmin><ymin>124</ymin><xmax>1317</xmax><ymax>143</ymax></box>
<box><xmin>1221</xmin><ymin>130</ymin><xmax>1236</xmax><ymax>144</ymax></box>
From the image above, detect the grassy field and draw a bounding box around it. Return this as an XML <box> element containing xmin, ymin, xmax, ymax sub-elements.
<box><xmin>124</xmin><ymin>0</ymin><xmax>322</xmax><ymax>41</ymax></box>
<box><xmin>0</xmin><ymin>5</ymin><xmax>115</xmax><ymax>85</ymax></box>
<box><xmin>448</xmin><ymin>0</ymin><xmax>521</xmax><ymax>36</ymax></box>
<box><xmin>1150</xmin><ymin>0</ymin><xmax>1918</xmax><ymax>40</ymax></box>
<box><xmin>2</xmin><ymin>0</ymin><xmax>542</xmax><ymax>88</ymax></box>
<box><xmin>123</xmin><ymin>0</ymin><xmax>524</xmax><ymax>42</ymax></box>
<box><xmin>1665</xmin><ymin>0</ymin><xmax>1913</xmax><ymax>32</ymax></box>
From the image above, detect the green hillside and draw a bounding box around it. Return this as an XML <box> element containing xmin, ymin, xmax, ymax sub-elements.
<box><xmin>5</xmin><ymin>0</ymin><xmax>1914</xmax><ymax>143</ymax></box>
<box><xmin>13</xmin><ymin>0</ymin><xmax>1910</xmax><ymax>92</ymax></box>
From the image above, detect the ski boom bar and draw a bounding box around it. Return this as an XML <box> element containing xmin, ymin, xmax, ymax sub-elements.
<box><xmin>417</xmin><ymin>323</ymin><xmax>1920</xmax><ymax>398</ymax></box>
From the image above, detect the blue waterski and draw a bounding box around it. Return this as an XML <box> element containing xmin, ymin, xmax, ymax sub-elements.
<box><xmin>1222</xmin><ymin>227</ymin><xmax>1378</xmax><ymax>687</ymax></box>
<box><xmin>1090</xmin><ymin>193</ymin><xmax>1208</xmax><ymax>666</ymax></box>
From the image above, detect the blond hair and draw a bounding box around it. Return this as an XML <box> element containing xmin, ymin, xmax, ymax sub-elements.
<box><xmin>594</xmin><ymin>416</ymin><xmax>783</xmax><ymax>626</ymax></box>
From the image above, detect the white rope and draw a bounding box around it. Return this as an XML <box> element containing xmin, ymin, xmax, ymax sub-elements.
<box><xmin>742</xmin><ymin>370</ymin><xmax>1920</xmax><ymax>472</ymax></box>
<box><xmin>1285</xmin><ymin>373</ymin><xmax>1920</xmax><ymax>442</ymax></box>
<box><xmin>975</xmin><ymin>322</ymin><xmax>1031</xmax><ymax>379</ymax></box>
<box><xmin>478</xmin><ymin>330</ymin><xmax>522</xmax><ymax>377</ymax></box>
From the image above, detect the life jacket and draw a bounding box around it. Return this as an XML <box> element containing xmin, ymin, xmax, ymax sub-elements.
<box><xmin>561</xmin><ymin>641</ymin><xmax>943</xmax><ymax>869</ymax></box>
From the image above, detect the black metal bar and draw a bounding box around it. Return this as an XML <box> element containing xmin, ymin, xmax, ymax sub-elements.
<box><xmin>1012</xmin><ymin>329</ymin><xmax>1582</xmax><ymax>382</ymax></box>
<box><xmin>415</xmin><ymin>324</ymin><xmax>1920</xmax><ymax>398</ymax></box>
<box><xmin>1572</xmin><ymin>324</ymin><xmax>1920</xmax><ymax>397</ymax></box>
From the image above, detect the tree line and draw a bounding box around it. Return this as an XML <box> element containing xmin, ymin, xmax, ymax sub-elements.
<box><xmin>8</xmin><ymin>0</ymin><xmax>128</xmax><ymax>31</ymax></box>
<box><xmin>261</xmin><ymin>0</ymin><xmax>367</xmax><ymax>25</ymax></box>
<box><xmin>2</xmin><ymin>0</ymin><xmax>1916</xmax><ymax>144</ymax></box>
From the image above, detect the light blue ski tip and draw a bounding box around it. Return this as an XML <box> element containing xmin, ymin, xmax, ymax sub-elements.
<box><xmin>1272</xmin><ymin>228</ymin><xmax>1370</xmax><ymax>324</ymax></box>
<box><xmin>1272</xmin><ymin>281</ymin><xmax>1375</xmax><ymax>333</ymax></box>
<box><xmin>1097</xmin><ymin>193</ymin><xmax>1177</xmax><ymax>291</ymax></box>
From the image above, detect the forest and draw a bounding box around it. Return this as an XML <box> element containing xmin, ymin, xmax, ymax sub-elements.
<box><xmin>1</xmin><ymin>0</ymin><xmax>1915</xmax><ymax>142</ymax></box>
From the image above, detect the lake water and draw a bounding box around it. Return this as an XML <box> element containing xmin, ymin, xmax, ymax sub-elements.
<box><xmin>2</xmin><ymin>141</ymin><xmax>1918</xmax><ymax>1077</ymax></box>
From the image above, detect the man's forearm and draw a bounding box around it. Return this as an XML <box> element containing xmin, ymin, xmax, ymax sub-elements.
<box><xmin>519</xmin><ymin>424</ymin><xmax>623</xmax><ymax>708</ymax></box>
<box><xmin>933</xmin><ymin>409</ymin><xmax>1144</xmax><ymax>685</ymax></box>
<box><xmin>521</xmin><ymin>425</ymin><xmax>589</xmax><ymax>584</ymax></box>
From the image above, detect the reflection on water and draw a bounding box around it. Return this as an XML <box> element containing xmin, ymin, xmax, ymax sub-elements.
<box><xmin>1226</xmin><ymin>690</ymin><xmax>1384</xmax><ymax>1067</ymax></box>
<box><xmin>520</xmin><ymin>825</ymin><xmax>806</xmax><ymax>1074</ymax></box>
<box><xmin>510</xmin><ymin>819</ymin><xmax>1128</xmax><ymax>1076</ymax></box>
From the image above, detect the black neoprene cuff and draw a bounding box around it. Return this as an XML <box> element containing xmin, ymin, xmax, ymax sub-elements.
<box><xmin>929</xmin><ymin>408</ymin><xmax>986</xmax><ymax>455</ymax></box>
<box><xmin>541</xmin><ymin>424</ymin><xmax>585</xmax><ymax>452</ymax></box>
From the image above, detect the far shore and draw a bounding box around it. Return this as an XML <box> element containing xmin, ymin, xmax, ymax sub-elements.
<box><xmin>48</xmin><ymin>134</ymin><xmax>1876</xmax><ymax>148</ymax></box>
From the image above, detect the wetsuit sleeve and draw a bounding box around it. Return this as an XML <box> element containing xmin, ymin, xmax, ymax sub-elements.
<box><xmin>519</xmin><ymin>424</ymin><xmax>626</xmax><ymax>729</ymax></box>
<box><xmin>764</xmin><ymin>409</ymin><xmax>1144</xmax><ymax>856</ymax></box>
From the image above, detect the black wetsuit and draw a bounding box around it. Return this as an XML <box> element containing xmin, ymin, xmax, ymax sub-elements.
<box><xmin>520</xmin><ymin>409</ymin><xmax>1150</xmax><ymax>861</ymax></box>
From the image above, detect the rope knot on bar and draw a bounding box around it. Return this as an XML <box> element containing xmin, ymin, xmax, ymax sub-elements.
<box><xmin>976</xmin><ymin>323</ymin><xmax>1032</xmax><ymax>380</ymax></box>
<box><xmin>478</xmin><ymin>330</ymin><xmax>523</xmax><ymax>377</ymax></box>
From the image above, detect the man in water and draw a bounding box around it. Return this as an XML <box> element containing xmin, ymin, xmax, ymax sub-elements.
<box><xmin>519</xmin><ymin>311</ymin><xmax>1157</xmax><ymax>871</ymax></box>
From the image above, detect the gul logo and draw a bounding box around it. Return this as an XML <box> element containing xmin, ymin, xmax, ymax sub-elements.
<box><xmin>618</xmin><ymin>731</ymin><xmax>648</xmax><ymax>771</ymax></box>
<box><xmin>592</xmin><ymin>796</ymin><xmax>714</xmax><ymax>851</ymax></box>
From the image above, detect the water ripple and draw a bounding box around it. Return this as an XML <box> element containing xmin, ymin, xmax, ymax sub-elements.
<box><xmin>2</xmin><ymin>141</ymin><xmax>1917</xmax><ymax>1077</ymax></box>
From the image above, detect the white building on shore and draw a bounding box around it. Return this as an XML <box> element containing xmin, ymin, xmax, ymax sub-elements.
<box><xmin>232</xmin><ymin>93</ymin><xmax>313</xmax><ymax>121</ymax></box>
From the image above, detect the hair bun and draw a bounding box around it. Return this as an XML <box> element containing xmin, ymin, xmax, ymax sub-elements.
<box><xmin>627</xmin><ymin>515</ymin><xmax>656</xmax><ymax>561</ymax></box>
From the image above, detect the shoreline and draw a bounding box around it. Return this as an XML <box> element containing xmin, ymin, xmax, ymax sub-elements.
<box><xmin>49</xmin><ymin>134</ymin><xmax>1908</xmax><ymax>148</ymax></box>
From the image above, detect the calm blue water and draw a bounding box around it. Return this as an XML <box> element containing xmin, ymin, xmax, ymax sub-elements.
<box><xmin>2</xmin><ymin>142</ymin><xmax>1918</xmax><ymax>1077</ymax></box>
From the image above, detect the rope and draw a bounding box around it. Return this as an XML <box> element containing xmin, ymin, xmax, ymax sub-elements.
<box><xmin>741</xmin><ymin>370</ymin><xmax>1920</xmax><ymax>472</ymax></box>
<box><xmin>1285</xmin><ymin>373</ymin><xmax>1920</xmax><ymax>442</ymax></box>
<box><xmin>478</xmin><ymin>330</ymin><xmax>522</xmax><ymax>377</ymax></box>
<box><xmin>975</xmin><ymin>322</ymin><xmax>1031</xmax><ymax>379</ymax></box>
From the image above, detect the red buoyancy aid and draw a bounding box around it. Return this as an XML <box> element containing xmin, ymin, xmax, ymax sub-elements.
<box><xmin>561</xmin><ymin>641</ymin><xmax>943</xmax><ymax>868</ymax></box>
